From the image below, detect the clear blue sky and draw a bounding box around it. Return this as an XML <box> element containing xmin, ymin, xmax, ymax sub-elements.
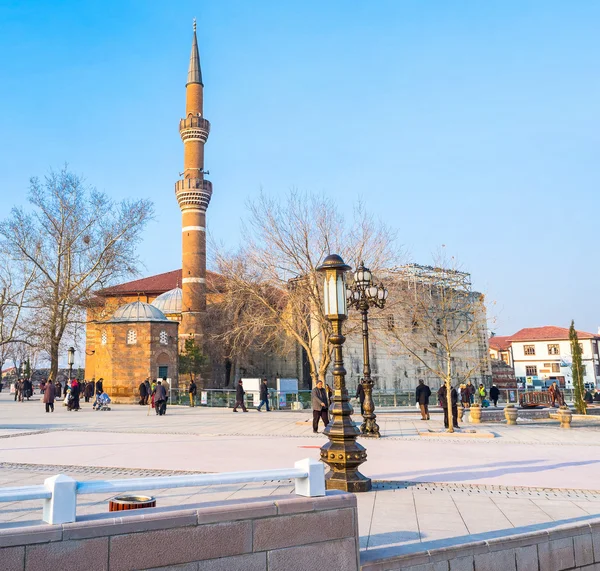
<box><xmin>1</xmin><ymin>0</ymin><xmax>599</xmax><ymax>337</ymax></box>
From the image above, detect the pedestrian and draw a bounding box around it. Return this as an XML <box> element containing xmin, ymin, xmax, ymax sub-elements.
<box><xmin>256</xmin><ymin>379</ymin><xmax>270</xmax><ymax>412</ymax></box>
<box><xmin>478</xmin><ymin>383</ymin><xmax>487</xmax><ymax>405</ymax></box>
<box><xmin>70</xmin><ymin>379</ymin><xmax>81</xmax><ymax>411</ymax></box>
<box><xmin>437</xmin><ymin>383</ymin><xmax>459</xmax><ymax>429</ymax></box>
<box><xmin>232</xmin><ymin>379</ymin><xmax>248</xmax><ymax>412</ymax></box>
<box><xmin>188</xmin><ymin>379</ymin><xmax>197</xmax><ymax>407</ymax></box>
<box><xmin>460</xmin><ymin>384</ymin><xmax>470</xmax><ymax>408</ymax></box>
<box><xmin>144</xmin><ymin>378</ymin><xmax>151</xmax><ymax>403</ymax></box>
<box><xmin>415</xmin><ymin>379</ymin><xmax>431</xmax><ymax>420</ymax></box>
<box><xmin>490</xmin><ymin>384</ymin><xmax>500</xmax><ymax>407</ymax></box>
<box><xmin>55</xmin><ymin>380</ymin><xmax>62</xmax><ymax>399</ymax></box>
<box><xmin>584</xmin><ymin>390</ymin><xmax>593</xmax><ymax>404</ymax></box>
<box><xmin>95</xmin><ymin>378</ymin><xmax>104</xmax><ymax>396</ymax></box>
<box><xmin>466</xmin><ymin>380</ymin><xmax>475</xmax><ymax>405</ymax></box>
<box><xmin>84</xmin><ymin>380</ymin><xmax>94</xmax><ymax>403</ymax></box>
<box><xmin>326</xmin><ymin>384</ymin><xmax>333</xmax><ymax>405</ymax></box>
<box><xmin>548</xmin><ymin>381</ymin><xmax>564</xmax><ymax>407</ymax></box>
<box><xmin>153</xmin><ymin>380</ymin><xmax>167</xmax><ymax>416</ymax></box>
<box><xmin>138</xmin><ymin>380</ymin><xmax>148</xmax><ymax>406</ymax></box>
<box><xmin>14</xmin><ymin>379</ymin><xmax>22</xmax><ymax>402</ymax></box>
<box><xmin>355</xmin><ymin>381</ymin><xmax>365</xmax><ymax>415</ymax></box>
<box><xmin>23</xmin><ymin>378</ymin><xmax>32</xmax><ymax>400</ymax></box>
<box><xmin>311</xmin><ymin>380</ymin><xmax>330</xmax><ymax>433</ymax></box>
<box><xmin>43</xmin><ymin>380</ymin><xmax>56</xmax><ymax>413</ymax></box>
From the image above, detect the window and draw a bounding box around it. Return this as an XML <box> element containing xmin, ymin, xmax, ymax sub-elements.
<box><xmin>429</xmin><ymin>342</ymin><xmax>437</xmax><ymax>348</ymax></box>
<box><xmin>126</xmin><ymin>329</ymin><xmax>137</xmax><ymax>345</ymax></box>
<box><xmin>101</xmin><ymin>330</ymin><xmax>107</xmax><ymax>345</ymax></box>
<box><xmin>582</xmin><ymin>365</ymin><xmax>587</xmax><ymax>376</ymax></box>
<box><xmin>551</xmin><ymin>363</ymin><xmax>560</xmax><ymax>373</ymax></box>
<box><xmin>411</xmin><ymin>319</ymin><xmax>418</xmax><ymax>333</ymax></box>
<box><xmin>387</xmin><ymin>315</ymin><xmax>395</xmax><ymax>330</ymax></box>
<box><xmin>159</xmin><ymin>330</ymin><xmax>168</xmax><ymax>345</ymax></box>
<box><xmin>523</xmin><ymin>345</ymin><xmax>535</xmax><ymax>356</ymax></box>
<box><xmin>547</xmin><ymin>344</ymin><xmax>559</xmax><ymax>355</ymax></box>
<box><xmin>435</xmin><ymin>319</ymin><xmax>442</xmax><ymax>335</ymax></box>
<box><xmin>525</xmin><ymin>365</ymin><xmax>537</xmax><ymax>376</ymax></box>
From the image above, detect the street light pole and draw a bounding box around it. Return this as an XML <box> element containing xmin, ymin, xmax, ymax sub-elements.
<box><xmin>67</xmin><ymin>347</ymin><xmax>75</xmax><ymax>381</ymax></box>
<box><xmin>347</xmin><ymin>261</ymin><xmax>388</xmax><ymax>438</ymax></box>
<box><xmin>316</xmin><ymin>254</ymin><xmax>371</xmax><ymax>493</ymax></box>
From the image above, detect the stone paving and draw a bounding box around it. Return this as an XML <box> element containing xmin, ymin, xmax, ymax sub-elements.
<box><xmin>1</xmin><ymin>392</ymin><xmax>600</xmax><ymax>558</ymax></box>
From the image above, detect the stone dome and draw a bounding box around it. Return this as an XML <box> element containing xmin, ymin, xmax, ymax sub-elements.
<box><xmin>108</xmin><ymin>301</ymin><xmax>169</xmax><ymax>322</ymax></box>
<box><xmin>151</xmin><ymin>287</ymin><xmax>182</xmax><ymax>315</ymax></box>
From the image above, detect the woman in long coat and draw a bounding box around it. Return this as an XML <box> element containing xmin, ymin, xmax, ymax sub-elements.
<box><xmin>43</xmin><ymin>381</ymin><xmax>56</xmax><ymax>413</ymax></box>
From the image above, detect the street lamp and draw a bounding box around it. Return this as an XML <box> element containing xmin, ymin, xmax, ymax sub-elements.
<box><xmin>347</xmin><ymin>261</ymin><xmax>388</xmax><ymax>438</ymax></box>
<box><xmin>67</xmin><ymin>347</ymin><xmax>75</xmax><ymax>381</ymax></box>
<box><xmin>316</xmin><ymin>254</ymin><xmax>371</xmax><ymax>493</ymax></box>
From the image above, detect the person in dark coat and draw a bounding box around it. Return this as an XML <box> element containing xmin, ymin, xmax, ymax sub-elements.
<box><xmin>355</xmin><ymin>381</ymin><xmax>365</xmax><ymax>415</ymax></box>
<box><xmin>256</xmin><ymin>379</ymin><xmax>270</xmax><ymax>412</ymax></box>
<box><xmin>84</xmin><ymin>381</ymin><xmax>94</xmax><ymax>403</ymax></box>
<box><xmin>584</xmin><ymin>390</ymin><xmax>594</xmax><ymax>404</ymax></box>
<box><xmin>232</xmin><ymin>380</ymin><xmax>247</xmax><ymax>412</ymax></box>
<box><xmin>153</xmin><ymin>381</ymin><xmax>167</xmax><ymax>415</ymax></box>
<box><xmin>96</xmin><ymin>378</ymin><xmax>104</xmax><ymax>395</ymax></box>
<box><xmin>144</xmin><ymin>378</ymin><xmax>151</xmax><ymax>400</ymax></box>
<box><xmin>22</xmin><ymin>379</ymin><xmax>32</xmax><ymax>400</ymax></box>
<box><xmin>188</xmin><ymin>379</ymin><xmax>197</xmax><ymax>407</ymax></box>
<box><xmin>69</xmin><ymin>379</ymin><xmax>81</xmax><ymax>411</ymax></box>
<box><xmin>139</xmin><ymin>380</ymin><xmax>148</xmax><ymax>406</ymax></box>
<box><xmin>54</xmin><ymin>380</ymin><xmax>62</xmax><ymax>399</ymax></box>
<box><xmin>415</xmin><ymin>379</ymin><xmax>431</xmax><ymax>420</ymax></box>
<box><xmin>311</xmin><ymin>380</ymin><xmax>330</xmax><ymax>433</ymax></box>
<box><xmin>43</xmin><ymin>381</ymin><xmax>56</xmax><ymax>413</ymax></box>
<box><xmin>437</xmin><ymin>384</ymin><xmax>459</xmax><ymax>429</ymax></box>
<box><xmin>489</xmin><ymin>385</ymin><xmax>500</xmax><ymax>407</ymax></box>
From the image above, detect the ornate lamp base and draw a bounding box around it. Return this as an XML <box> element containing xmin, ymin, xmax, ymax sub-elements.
<box><xmin>360</xmin><ymin>380</ymin><xmax>381</xmax><ymax>438</ymax></box>
<box><xmin>320</xmin><ymin>440</ymin><xmax>372</xmax><ymax>492</ymax></box>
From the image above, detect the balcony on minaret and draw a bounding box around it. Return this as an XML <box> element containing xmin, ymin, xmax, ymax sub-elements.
<box><xmin>179</xmin><ymin>115</ymin><xmax>210</xmax><ymax>144</ymax></box>
<box><xmin>175</xmin><ymin>178</ymin><xmax>213</xmax><ymax>211</ymax></box>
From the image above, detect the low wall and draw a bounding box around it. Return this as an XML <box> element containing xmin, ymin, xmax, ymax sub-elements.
<box><xmin>361</xmin><ymin>516</ymin><xmax>600</xmax><ymax>571</ymax></box>
<box><xmin>0</xmin><ymin>491</ymin><xmax>359</xmax><ymax>571</ymax></box>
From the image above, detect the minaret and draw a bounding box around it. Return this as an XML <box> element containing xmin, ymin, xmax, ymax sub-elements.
<box><xmin>176</xmin><ymin>19</ymin><xmax>211</xmax><ymax>344</ymax></box>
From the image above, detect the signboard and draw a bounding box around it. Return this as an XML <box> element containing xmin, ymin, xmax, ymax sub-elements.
<box><xmin>526</xmin><ymin>376</ymin><xmax>533</xmax><ymax>386</ymax></box>
<box><xmin>241</xmin><ymin>378</ymin><xmax>262</xmax><ymax>407</ymax></box>
<box><xmin>279</xmin><ymin>392</ymin><xmax>287</xmax><ymax>408</ymax></box>
<box><xmin>277</xmin><ymin>378</ymin><xmax>298</xmax><ymax>392</ymax></box>
<box><xmin>200</xmin><ymin>391</ymin><xmax>208</xmax><ymax>405</ymax></box>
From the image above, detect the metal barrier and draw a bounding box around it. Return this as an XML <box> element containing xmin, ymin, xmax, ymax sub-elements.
<box><xmin>0</xmin><ymin>458</ymin><xmax>325</xmax><ymax>525</ymax></box>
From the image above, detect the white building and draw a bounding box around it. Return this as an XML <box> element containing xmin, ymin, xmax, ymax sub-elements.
<box><xmin>491</xmin><ymin>326</ymin><xmax>600</xmax><ymax>389</ymax></box>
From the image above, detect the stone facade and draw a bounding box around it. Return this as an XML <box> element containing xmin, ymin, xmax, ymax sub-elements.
<box><xmin>93</xmin><ymin>319</ymin><xmax>179</xmax><ymax>403</ymax></box>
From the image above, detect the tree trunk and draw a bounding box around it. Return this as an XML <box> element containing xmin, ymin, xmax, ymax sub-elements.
<box><xmin>446</xmin><ymin>356</ymin><xmax>454</xmax><ymax>433</ymax></box>
<box><xmin>48</xmin><ymin>339</ymin><xmax>59</xmax><ymax>382</ymax></box>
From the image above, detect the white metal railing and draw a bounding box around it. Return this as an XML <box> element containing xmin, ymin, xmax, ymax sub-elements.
<box><xmin>0</xmin><ymin>458</ymin><xmax>325</xmax><ymax>525</ymax></box>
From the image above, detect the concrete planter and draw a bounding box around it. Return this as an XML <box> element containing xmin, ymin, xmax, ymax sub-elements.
<box><xmin>469</xmin><ymin>404</ymin><xmax>482</xmax><ymax>424</ymax></box>
<box><xmin>558</xmin><ymin>406</ymin><xmax>572</xmax><ymax>429</ymax></box>
<box><xmin>504</xmin><ymin>405</ymin><xmax>518</xmax><ymax>425</ymax></box>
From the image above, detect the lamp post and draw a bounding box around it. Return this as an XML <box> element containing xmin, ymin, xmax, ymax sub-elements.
<box><xmin>316</xmin><ymin>254</ymin><xmax>371</xmax><ymax>493</ymax></box>
<box><xmin>67</xmin><ymin>347</ymin><xmax>75</xmax><ymax>381</ymax></box>
<box><xmin>347</xmin><ymin>261</ymin><xmax>388</xmax><ymax>438</ymax></box>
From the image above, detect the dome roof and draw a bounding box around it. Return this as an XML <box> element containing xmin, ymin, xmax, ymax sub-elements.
<box><xmin>151</xmin><ymin>287</ymin><xmax>182</xmax><ymax>314</ymax></box>
<box><xmin>108</xmin><ymin>301</ymin><xmax>169</xmax><ymax>322</ymax></box>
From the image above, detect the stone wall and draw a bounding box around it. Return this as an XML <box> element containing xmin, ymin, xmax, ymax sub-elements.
<box><xmin>360</xmin><ymin>516</ymin><xmax>600</xmax><ymax>571</ymax></box>
<box><xmin>0</xmin><ymin>491</ymin><xmax>359</xmax><ymax>571</ymax></box>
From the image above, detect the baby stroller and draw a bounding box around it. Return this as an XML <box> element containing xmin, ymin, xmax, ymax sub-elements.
<box><xmin>93</xmin><ymin>392</ymin><xmax>111</xmax><ymax>411</ymax></box>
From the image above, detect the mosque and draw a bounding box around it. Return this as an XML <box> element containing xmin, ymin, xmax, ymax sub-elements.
<box><xmin>84</xmin><ymin>24</ymin><xmax>300</xmax><ymax>402</ymax></box>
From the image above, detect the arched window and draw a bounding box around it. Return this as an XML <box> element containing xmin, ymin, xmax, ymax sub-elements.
<box><xmin>159</xmin><ymin>331</ymin><xmax>168</xmax><ymax>345</ymax></box>
<box><xmin>101</xmin><ymin>330</ymin><xmax>107</xmax><ymax>345</ymax></box>
<box><xmin>127</xmin><ymin>329</ymin><xmax>137</xmax><ymax>345</ymax></box>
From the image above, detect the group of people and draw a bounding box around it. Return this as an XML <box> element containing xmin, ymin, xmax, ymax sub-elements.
<box><xmin>40</xmin><ymin>378</ymin><xmax>108</xmax><ymax>412</ymax></box>
<box><xmin>137</xmin><ymin>378</ymin><xmax>169</xmax><ymax>415</ymax></box>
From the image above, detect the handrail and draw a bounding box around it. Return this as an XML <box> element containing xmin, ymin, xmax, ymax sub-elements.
<box><xmin>0</xmin><ymin>485</ymin><xmax>51</xmax><ymax>502</ymax></box>
<box><xmin>77</xmin><ymin>467</ymin><xmax>308</xmax><ymax>495</ymax></box>
<box><xmin>0</xmin><ymin>458</ymin><xmax>325</xmax><ymax>525</ymax></box>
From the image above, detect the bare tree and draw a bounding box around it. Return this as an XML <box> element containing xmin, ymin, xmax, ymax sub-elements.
<box><xmin>386</xmin><ymin>252</ymin><xmax>490</xmax><ymax>433</ymax></box>
<box><xmin>212</xmin><ymin>190</ymin><xmax>399</xmax><ymax>387</ymax></box>
<box><xmin>0</xmin><ymin>167</ymin><xmax>154</xmax><ymax>381</ymax></box>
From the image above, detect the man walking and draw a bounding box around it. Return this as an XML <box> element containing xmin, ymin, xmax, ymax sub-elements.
<box><xmin>355</xmin><ymin>380</ymin><xmax>365</xmax><ymax>415</ymax></box>
<box><xmin>154</xmin><ymin>380</ymin><xmax>167</xmax><ymax>416</ymax></box>
<box><xmin>437</xmin><ymin>383</ymin><xmax>459</xmax><ymax>429</ymax></box>
<box><xmin>43</xmin><ymin>380</ymin><xmax>56</xmax><ymax>413</ymax></box>
<box><xmin>415</xmin><ymin>379</ymin><xmax>431</xmax><ymax>420</ymax></box>
<box><xmin>466</xmin><ymin>380</ymin><xmax>475</xmax><ymax>405</ymax></box>
<box><xmin>256</xmin><ymin>379</ymin><xmax>270</xmax><ymax>412</ymax></box>
<box><xmin>311</xmin><ymin>380</ymin><xmax>329</xmax><ymax>433</ymax></box>
<box><xmin>188</xmin><ymin>379</ymin><xmax>197</xmax><ymax>407</ymax></box>
<box><xmin>490</xmin><ymin>384</ymin><xmax>500</xmax><ymax>407</ymax></box>
<box><xmin>232</xmin><ymin>379</ymin><xmax>248</xmax><ymax>412</ymax></box>
<box><xmin>138</xmin><ymin>380</ymin><xmax>148</xmax><ymax>406</ymax></box>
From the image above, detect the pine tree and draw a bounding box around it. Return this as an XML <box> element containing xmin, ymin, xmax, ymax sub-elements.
<box><xmin>569</xmin><ymin>320</ymin><xmax>587</xmax><ymax>415</ymax></box>
<box><xmin>178</xmin><ymin>338</ymin><xmax>207</xmax><ymax>387</ymax></box>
